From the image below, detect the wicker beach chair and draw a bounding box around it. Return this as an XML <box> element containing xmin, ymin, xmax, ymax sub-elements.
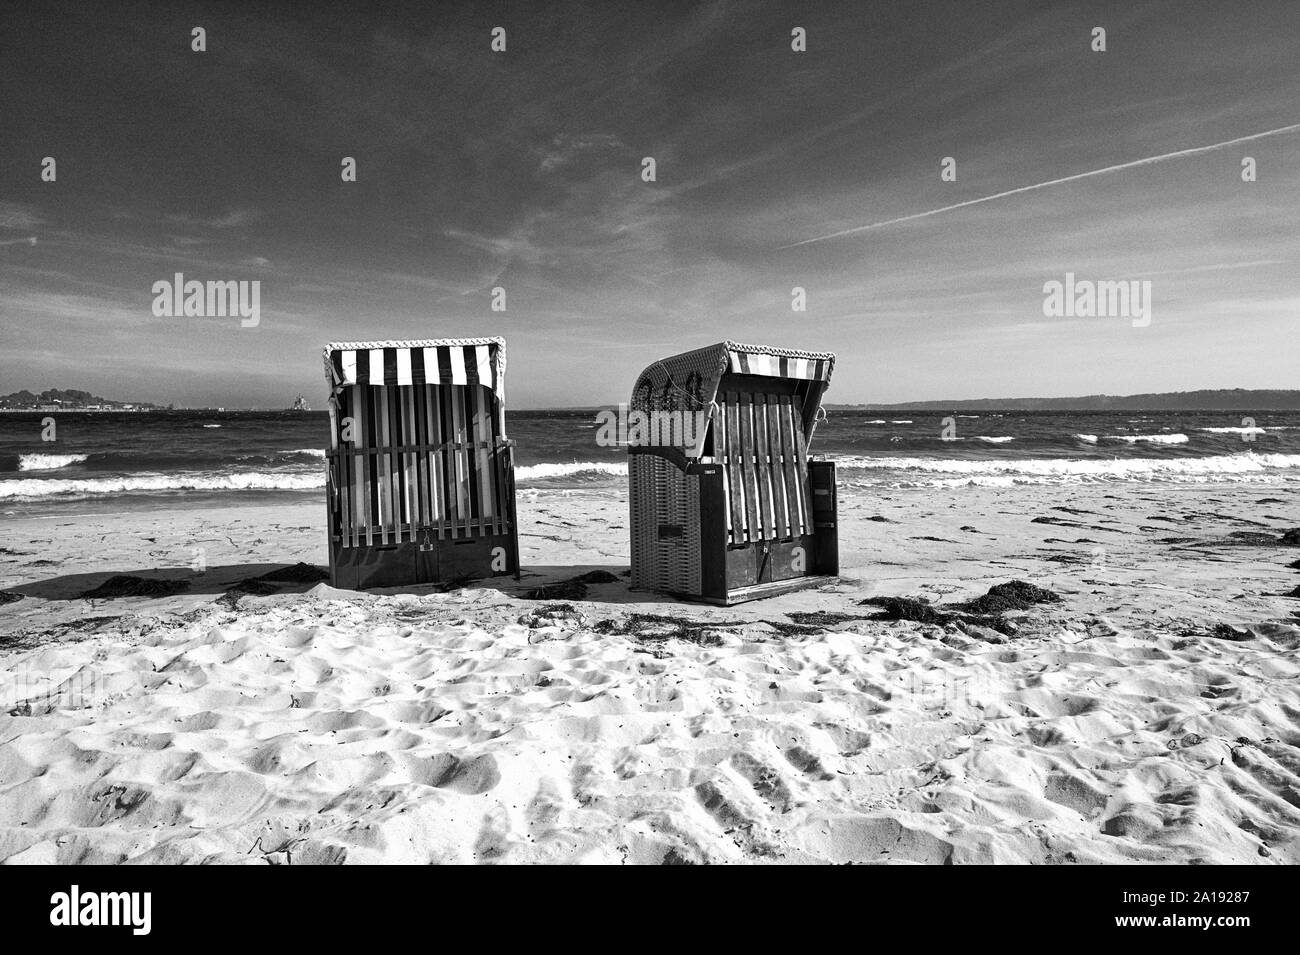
<box><xmin>323</xmin><ymin>338</ymin><xmax>520</xmax><ymax>589</ymax></box>
<box><xmin>627</xmin><ymin>341</ymin><xmax>838</xmax><ymax>604</ymax></box>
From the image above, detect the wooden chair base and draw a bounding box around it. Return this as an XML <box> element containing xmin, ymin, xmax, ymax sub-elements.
<box><xmin>328</xmin><ymin>532</ymin><xmax>519</xmax><ymax>590</ymax></box>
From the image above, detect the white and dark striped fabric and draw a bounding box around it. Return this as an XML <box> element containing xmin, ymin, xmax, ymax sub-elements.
<box><xmin>726</xmin><ymin>347</ymin><xmax>832</xmax><ymax>382</ymax></box>
<box><xmin>325</xmin><ymin>339</ymin><xmax>505</xmax><ymax>400</ymax></box>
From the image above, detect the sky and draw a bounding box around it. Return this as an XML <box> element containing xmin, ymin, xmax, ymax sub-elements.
<box><xmin>1</xmin><ymin>0</ymin><xmax>1298</xmax><ymax>408</ymax></box>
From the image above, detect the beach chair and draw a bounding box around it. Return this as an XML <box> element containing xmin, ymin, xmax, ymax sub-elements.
<box><xmin>323</xmin><ymin>338</ymin><xmax>520</xmax><ymax>589</ymax></box>
<box><xmin>627</xmin><ymin>341</ymin><xmax>838</xmax><ymax>604</ymax></box>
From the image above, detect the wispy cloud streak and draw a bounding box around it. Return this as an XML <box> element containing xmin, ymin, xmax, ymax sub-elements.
<box><xmin>780</xmin><ymin>123</ymin><xmax>1300</xmax><ymax>249</ymax></box>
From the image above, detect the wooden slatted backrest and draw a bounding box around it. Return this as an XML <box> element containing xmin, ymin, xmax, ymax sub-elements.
<box><xmin>333</xmin><ymin>382</ymin><xmax>509</xmax><ymax>545</ymax></box>
<box><xmin>712</xmin><ymin>377</ymin><xmax>815</xmax><ymax>543</ymax></box>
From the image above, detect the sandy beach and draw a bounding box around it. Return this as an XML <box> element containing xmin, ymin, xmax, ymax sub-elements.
<box><xmin>2</xmin><ymin>480</ymin><xmax>1298</xmax><ymax>864</ymax></box>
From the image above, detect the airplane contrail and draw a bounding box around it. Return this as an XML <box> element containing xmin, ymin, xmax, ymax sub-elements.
<box><xmin>779</xmin><ymin>122</ymin><xmax>1300</xmax><ymax>249</ymax></box>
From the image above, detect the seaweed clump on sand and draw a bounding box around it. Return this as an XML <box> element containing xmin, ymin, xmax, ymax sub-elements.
<box><xmin>860</xmin><ymin>579</ymin><xmax>1064</xmax><ymax>639</ymax></box>
<box><xmin>785</xmin><ymin>610</ymin><xmax>873</xmax><ymax>628</ymax></box>
<box><xmin>525</xmin><ymin>579</ymin><xmax>588</xmax><ymax>600</ymax></box>
<box><xmin>592</xmin><ymin>612</ymin><xmax>736</xmax><ymax>646</ymax></box>
<box><xmin>82</xmin><ymin>575</ymin><xmax>191</xmax><ymax>599</ymax></box>
<box><xmin>518</xmin><ymin>603</ymin><xmax>588</xmax><ymax>632</ymax></box>
<box><xmin>214</xmin><ymin>563</ymin><xmax>332</xmax><ymax>609</ymax></box>
<box><xmin>252</xmin><ymin>562</ymin><xmax>329</xmax><ymax>583</ymax></box>
<box><xmin>524</xmin><ymin>569</ymin><xmax>622</xmax><ymax>601</ymax></box>
<box><xmin>0</xmin><ymin>591</ymin><xmax>23</xmax><ymax>605</ymax></box>
<box><xmin>214</xmin><ymin>578</ymin><xmax>280</xmax><ymax>609</ymax></box>
<box><xmin>1226</xmin><ymin>529</ymin><xmax>1300</xmax><ymax>547</ymax></box>
<box><xmin>1207</xmin><ymin>623</ymin><xmax>1254</xmax><ymax>642</ymax></box>
<box><xmin>953</xmin><ymin>580</ymin><xmax>1063</xmax><ymax>614</ymax></box>
<box><xmin>858</xmin><ymin>596</ymin><xmax>951</xmax><ymax>626</ymax></box>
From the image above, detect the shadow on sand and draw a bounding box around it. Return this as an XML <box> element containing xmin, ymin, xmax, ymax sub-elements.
<box><xmin>4</xmin><ymin>562</ymin><xmax>648</xmax><ymax>605</ymax></box>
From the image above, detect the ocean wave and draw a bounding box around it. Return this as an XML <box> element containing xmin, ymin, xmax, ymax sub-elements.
<box><xmin>515</xmin><ymin>461</ymin><xmax>626</xmax><ymax>481</ymax></box>
<box><xmin>1075</xmin><ymin>434</ymin><xmax>1098</xmax><ymax>444</ymax></box>
<box><xmin>0</xmin><ymin>471</ymin><xmax>325</xmax><ymax>500</ymax></box>
<box><xmin>0</xmin><ymin>447</ymin><xmax>326</xmax><ymax>473</ymax></box>
<box><xmin>17</xmin><ymin>453</ymin><xmax>89</xmax><ymax>471</ymax></box>
<box><xmin>834</xmin><ymin>451</ymin><xmax>1300</xmax><ymax>482</ymax></box>
<box><xmin>973</xmin><ymin>436</ymin><xmax>1014</xmax><ymax>443</ymax></box>
<box><xmin>1103</xmin><ymin>433</ymin><xmax>1188</xmax><ymax>444</ymax></box>
<box><xmin>868</xmin><ymin>473</ymin><xmax>1297</xmax><ymax>489</ymax></box>
<box><xmin>1198</xmin><ymin>426</ymin><xmax>1266</xmax><ymax>434</ymax></box>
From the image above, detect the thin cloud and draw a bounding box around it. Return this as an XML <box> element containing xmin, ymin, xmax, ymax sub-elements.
<box><xmin>780</xmin><ymin>123</ymin><xmax>1300</xmax><ymax>248</ymax></box>
<box><xmin>164</xmin><ymin>208</ymin><xmax>261</xmax><ymax>231</ymax></box>
<box><xmin>1135</xmin><ymin>258</ymin><xmax>1283</xmax><ymax>277</ymax></box>
<box><xmin>0</xmin><ymin>201</ymin><xmax>44</xmax><ymax>230</ymax></box>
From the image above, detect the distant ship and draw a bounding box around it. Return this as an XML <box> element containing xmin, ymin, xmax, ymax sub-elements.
<box><xmin>289</xmin><ymin>393</ymin><xmax>310</xmax><ymax>412</ymax></box>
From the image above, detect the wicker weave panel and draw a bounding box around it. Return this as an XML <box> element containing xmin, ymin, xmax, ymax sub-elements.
<box><xmin>629</xmin><ymin>455</ymin><xmax>701</xmax><ymax>595</ymax></box>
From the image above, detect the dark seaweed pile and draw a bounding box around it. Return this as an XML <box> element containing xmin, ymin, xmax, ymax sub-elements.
<box><xmin>860</xmin><ymin>579</ymin><xmax>1064</xmax><ymax>636</ymax></box>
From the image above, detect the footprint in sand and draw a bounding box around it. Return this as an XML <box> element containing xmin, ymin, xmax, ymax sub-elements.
<box><xmin>1231</xmin><ymin>747</ymin><xmax>1300</xmax><ymax>811</ymax></box>
<box><xmin>426</xmin><ymin>753</ymin><xmax>501</xmax><ymax>795</ymax></box>
<box><xmin>730</xmin><ymin>752</ymin><xmax>794</xmax><ymax>812</ymax></box>
<box><xmin>1101</xmin><ymin>802</ymin><xmax>1165</xmax><ymax>840</ymax></box>
<box><xmin>812</xmin><ymin>722</ymin><xmax>871</xmax><ymax>756</ymax></box>
<box><xmin>1199</xmin><ymin>674</ymin><xmax>1238</xmax><ymax>700</ymax></box>
<box><xmin>694</xmin><ymin>780</ymin><xmax>752</xmax><ymax>829</ymax></box>
<box><xmin>783</xmin><ymin>745</ymin><xmax>834</xmax><ymax>781</ymax></box>
<box><xmin>1042</xmin><ymin>771</ymin><xmax>1109</xmax><ymax>818</ymax></box>
<box><xmin>472</xmin><ymin>805</ymin><xmax>514</xmax><ymax>862</ymax></box>
<box><xmin>525</xmin><ymin>777</ymin><xmax>566</xmax><ymax>833</ymax></box>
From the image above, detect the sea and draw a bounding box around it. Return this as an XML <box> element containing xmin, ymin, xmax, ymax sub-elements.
<box><xmin>2</xmin><ymin>409</ymin><xmax>1298</xmax><ymax>517</ymax></box>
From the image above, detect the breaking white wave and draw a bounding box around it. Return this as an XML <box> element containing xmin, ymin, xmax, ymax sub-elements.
<box><xmin>516</xmin><ymin>461</ymin><xmax>627</xmax><ymax>481</ymax></box>
<box><xmin>835</xmin><ymin>451</ymin><xmax>1300</xmax><ymax>486</ymax></box>
<box><xmin>1075</xmin><ymin>432</ymin><xmax>1193</xmax><ymax>445</ymax></box>
<box><xmin>0</xmin><ymin>471</ymin><xmax>325</xmax><ymax>500</ymax></box>
<box><xmin>17</xmin><ymin>454</ymin><xmax>89</xmax><ymax>471</ymax></box>
<box><xmin>1199</xmin><ymin>426</ymin><xmax>1266</xmax><ymax>435</ymax></box>
<box><xmin>1104</xmin><ymin>433</ymin><xmax>1188</xmax><ymax>444</ymax></box>
<box><xmin>973</xmin><ymin>436</ymin><xmax>1014</xmax><ymax>443</ymax></box>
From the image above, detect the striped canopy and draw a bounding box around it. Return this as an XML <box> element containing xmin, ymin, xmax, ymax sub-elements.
<box><xmin>630</xmin><ymin>341</ymin><xmax>835</xmax><ymax>459</ymax></box>
<box><xmin>324</xmin><ymin>338</ymin><xmax>506</xmax><ymax>402</ymax></box>
<box><xmin>724</xmin><ymin>345</ymin><xmax>833</xmax><ymax>382</ymax></box>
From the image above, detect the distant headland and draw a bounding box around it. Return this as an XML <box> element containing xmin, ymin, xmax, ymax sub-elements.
<box><xmin>0</xmin><ymin>388</ymin><xmax>163</xmax><ymax>412</ymax></box>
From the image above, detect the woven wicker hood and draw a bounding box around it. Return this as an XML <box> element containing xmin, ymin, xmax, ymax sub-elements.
<box><xmin>629</xmin><ymin>341</ymin><xmax>835</xmax><ymax>458</ymax></box>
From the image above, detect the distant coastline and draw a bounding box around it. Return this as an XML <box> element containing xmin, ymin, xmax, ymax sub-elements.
<box><xmin>0</xmin><ymin>388</ymin><xmax>162</xmax><ymax>412</ymax></box>
<box><xmin>5</xmin><ymin>387</ymin><xmax>1299</xmax><ymax>414</ymax></box>
<box><xmin>831</xmin><ymin>389</ymin><xmax>1300</xmax><ymax>413</ymax></box>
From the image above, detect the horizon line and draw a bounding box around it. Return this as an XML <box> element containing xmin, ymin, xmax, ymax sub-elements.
<box><xmin>4</xmin><ymin>385</ymin><xmax>1299</xmax><ymax>414</ymax></box>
